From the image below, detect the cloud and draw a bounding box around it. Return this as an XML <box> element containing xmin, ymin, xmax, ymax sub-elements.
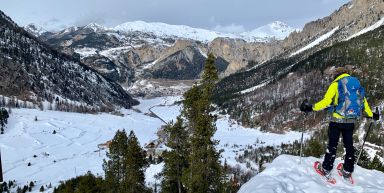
<box><xmin>213</xmin><ymin>24</ymin><xmax>246</xmax><ymax>34</ymax></box>
<box><xmin>209</xmin><ymin>16</ymin><xmax>216</xmax><ymax>23</ymax></box>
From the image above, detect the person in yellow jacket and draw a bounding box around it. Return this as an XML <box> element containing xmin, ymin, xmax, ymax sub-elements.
<box><xmin>300</xmin><ymin>66</ymin><xmax>379</xmax><ymax>179</ymax></box>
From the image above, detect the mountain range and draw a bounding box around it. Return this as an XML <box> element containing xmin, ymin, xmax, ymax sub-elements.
<box><xmin>23</xmin><ymin>20</ymin><xmax>299</xmax><ymax>97</ymax></box>
<box><xmin>26</xmin><ymin>20</ymin><xmax>298</xmax><ymax>43</ymax></box>
<box><xmin>1</xmin><ymin>0</ymin><xmax>384</xmax><ymax>121</ymax></box>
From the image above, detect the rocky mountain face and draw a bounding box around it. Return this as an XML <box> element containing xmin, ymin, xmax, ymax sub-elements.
<box><xmin>213</xmin><ymin>0</ymin><xmax>384</xmax><ymax>131</ymax></box>
<box><xmin>27</xmin><ymin>21</ymin><xmax>297</xmax><ymax>97</ymax></box>
<box><xmin>0</xmin><ymin>10</ymin><xmax>138</xmax><ymax>110</ymax></box>
<box><xmin>279</xmin><ymin>0</ymin><xmax>384</xmax><ymax>58</ymax></box>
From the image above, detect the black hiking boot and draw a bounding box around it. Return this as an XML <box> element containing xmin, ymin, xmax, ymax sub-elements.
<box><xmin>340</xmin><ymin>166</ymin><xmax>352</xmax><ymax>179</ymax></box>
<box><xmin>321</xmin><ymin>167</ymin><xmax>332</xmax><ymax>179</ymax></box>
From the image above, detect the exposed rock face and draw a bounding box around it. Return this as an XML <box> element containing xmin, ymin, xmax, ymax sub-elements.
<box><xmin>209</xmin><ymin>38</ymin><xmax>284</xmax><ymax>75</ymax></box>
<box><xmin>148</xmin><ymin>46</ymin><xmax>229</xmax><ymax>80</ymax></box>
<box><xmin>281</xmin><ymin>0</ymin><xmax>384</xmax><ymax>57</ymax></box>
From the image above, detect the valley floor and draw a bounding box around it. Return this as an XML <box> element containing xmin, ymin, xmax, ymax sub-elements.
<box><xmin>0</xmin><ymin>96</ymin><xmax>306</xmax><ymax>192</ymax></box>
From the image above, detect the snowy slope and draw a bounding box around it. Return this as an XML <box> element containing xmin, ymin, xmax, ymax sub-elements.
<box><xmin>1</xmin><ymin>108</ymin><xmax>160</xmax><ymax>192</ymax></box>
<box><xmin>0</xmin><ymin>96</ymin><xmax>306</xmax><ymax>192</ymax></box>
<box><xmin>238</xmin><ymin>155</ymin><xmax>384</xmax><ymax>193</ymax></box>
<box><xmin>113</xmin><ymin>21</ymin><xmax>237</xmax><ymax>42</ymax></box>
<box><xmin>113</xmin><ymin>20</ymin><xmax>297</xmax><ymax>42</ymax></box>
<box><xmin>240</xmin><ymin>21</ymin><xmax>299</xmax><ymax>41</ymax></box>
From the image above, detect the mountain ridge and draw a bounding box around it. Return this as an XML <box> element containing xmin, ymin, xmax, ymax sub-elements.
<box><xmin>0</xmin><ymin>10</ymin><xmax>138</xmax><ymax>110</ymax></box>
<box><xmin>26</xmin><ymin>20</ymin><xmax>299</xmax><ymax>43</ymax></box>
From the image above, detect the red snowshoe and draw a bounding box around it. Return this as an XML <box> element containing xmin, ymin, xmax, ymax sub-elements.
<box><xmin>314</xmin><ymin>161</ymin><xmax>336</xmax><ymax>184</ymax></box>
<box><xmin>336</xmin><ymin>163</ymin><xmax>355</xmax><ymax>185</ymax></box>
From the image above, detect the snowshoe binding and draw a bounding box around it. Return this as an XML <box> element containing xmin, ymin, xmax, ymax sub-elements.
<box><xmin>314</xmin><ymin>161</ymin><xmax>336</xmax><ymax>184</ymax></box>
<box><xmin>336</xmin><ymin>163</ymin><xmax>355</xmax><ymax>185</ymax></box>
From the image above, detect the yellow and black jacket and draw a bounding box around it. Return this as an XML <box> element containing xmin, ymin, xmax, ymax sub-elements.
<box><xmin>313</xmin><ymin>73</ymin><xmax>373</xmax><ymax>119</ymax></box>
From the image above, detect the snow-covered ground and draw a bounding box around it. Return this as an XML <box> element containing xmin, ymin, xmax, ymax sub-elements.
<box><xmin>0</xmin><ymin>96</ymin><xmax>308</xmax><ymax>192</ymax></box>
<box><xmin>238</xmin><ymin>155</ymin><xmax>384</xmax><ymax>193</ymax></box>
<box><xmin>74</xmin><ymin>47</ymin><xmax>98</xmax><ymax>58</ymax></box>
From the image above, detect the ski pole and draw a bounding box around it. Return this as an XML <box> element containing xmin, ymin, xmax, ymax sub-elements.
<box><xmin>300</xmin><ymin>113</ymin><xmax>307</xmax><ymax>164</ymax></box>
<box><xmin>356</xmin><ymin>107</ymin><xmax>379</xmax><ymax>165</ymax></box>
<box><xmin>356</xmin><ymin>121</ymin><xmax>373</xmax><ymax>165</ymax></box>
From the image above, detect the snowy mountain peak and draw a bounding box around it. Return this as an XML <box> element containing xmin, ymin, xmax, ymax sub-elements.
<box><xmin>113</xmin><ymin>20</ymin><xmax>232</xmax><ymax>42</ymax></box>
<box><xmin>84</xmin><ymin>22</ymin><xmax>108</xmax><ymax>32</ymax></box>
<box><xmin>269</xmin><ymin>21</ymin><xmax>291</xmax><ymax>29</ymax></box>
<box><xmin>112</xmin><ymin>20</ymin><xmax>298</xmax><ymax>42</ymax></box>
<box><xmin>240</xmin><ymin>21</ymin><xmax>299</xmax><ymax>41</ymax></box>
<box><xmin>24</xmin><ymin>23</ymin><xmax>48</xmax><ymax>36</ymax></box>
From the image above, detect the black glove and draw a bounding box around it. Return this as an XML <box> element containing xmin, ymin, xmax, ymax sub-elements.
<box><xmin>300</xmin><ymin>99</ymin><xmax>313</xmax><ymax>113</ymax></box>
<box><xmin>372</xmin><ymin>112</ymin><xmax>380</xmax><ymax>121</ymax></box>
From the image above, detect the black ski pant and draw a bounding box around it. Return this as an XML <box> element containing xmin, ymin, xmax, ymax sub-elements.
<box><xmin>322</xmin><ymin>121</ymin><xmax>355</xmax><ymax>173</ymax></box>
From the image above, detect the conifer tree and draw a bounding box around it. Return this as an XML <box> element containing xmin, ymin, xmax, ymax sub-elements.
<box><xmin>103</xmin><ymin>130</ymin><xmax>149</xmax><ymax>193</ymax></box>
<box><xmin>123</xmin><ymin>130</ymin><xmax>149</xmax><ymax>193</ymax></box>
<box><xmin>103</xmin><ymin>130</ymin><xmax>128</xmax><ymax>193</ymax></box>
<box><xmin>182</xmin><ymin>53</ymin><xmax>223</xmax><ymax>193</ymax></box>
<box><xmin>369</xmin><ymin>154</ymin><xmax>383</xmax><ymax>171</ymax></box>
<box><xmin>357</xmin><ymin>149</ymin><xmax>370</xmax><ymax>168</ymax></box>
<box><xmin>304</xmin><ymin>139</ymin><xmax>323</xmax><ymax>158</ymax></box>
<box><xmin>161</xmin><ymin>117</ymin><xmax>189</xmax><ymax>193</ymax></box>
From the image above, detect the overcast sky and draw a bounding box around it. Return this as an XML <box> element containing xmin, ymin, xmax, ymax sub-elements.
<box><xmin>1</xmin><ymin>0</ymin><xmax>350</xmax><ymax>33</ymax></box>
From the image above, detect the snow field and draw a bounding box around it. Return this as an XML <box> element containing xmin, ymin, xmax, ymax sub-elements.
<box><xmin>1</xmin><ymin>96</ymin><xmax>309</xmax><ymax>192</ymax></box>
<box><xmin>1</xmin><ymin>103</ymin><xmax>162</xmax><ymax>192</ymax></box>
<box><xmin>238</xmin><ymin>154</ymin><xmax>384</xmax><ymax>193</ymax></box>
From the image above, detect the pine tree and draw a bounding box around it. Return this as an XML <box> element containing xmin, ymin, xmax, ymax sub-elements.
<box><xmin>182</xmin><ymin>53</ymin><xmax>224</xmax><ymax>193</ymax></box>
<box><xmin>103</xmin><ymin>130</ymin><xmax>129</xmax><ymax>193</ymax></box>
<box><xmin>161</xmin><ymin>117</ymin><xmax>189</xmax><ymax>193</ymax></box>
<box><xmin>368</xmin><ymin>154</ymin><xmax>383</xmax><ymax>171</ymax></box>
<box><xmin>103</xmin><ymin>130</ymin><xmax>149</xmax><ymax>193</ymax></box>
<box><xmin>304</xmin><ymin>139</ymin><xmax>323</xmax><ymax>158</ymax></box>
<box><xmin>123</xmin><ymin>131</ymin><xmax>149</xmax><ymax>193</ymax></box>
<box><xmin>357</xmin><ymin>148</ymin><xmax>370</xmax><ymax>168</ymax></box>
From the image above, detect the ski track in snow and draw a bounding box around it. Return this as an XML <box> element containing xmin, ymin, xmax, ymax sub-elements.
<box><xmin>238</xmin><ymin>155</ymin><xmax>384</xmax><ymax>193</ymax></box>
<box><xmin>1</xmin><ymin>96</ymin><xmax>309</xmax><ymax>192</ymax></box>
